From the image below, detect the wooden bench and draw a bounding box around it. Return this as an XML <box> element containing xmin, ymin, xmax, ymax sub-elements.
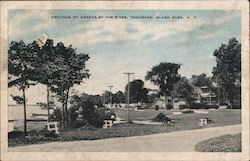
<box><xmin>103</xmin><ymin>120</ymin><xmax>113</xmax><ymax>129</ymax></box>
<box><xmin>45</xmin><ymin>122</ymin><xmax>59</xmax><ymax>134</ymax></box>
<box><xmin>199</xmin><ymin>118</ymin><xmax>209</xmax><ymax>126</ymax></box>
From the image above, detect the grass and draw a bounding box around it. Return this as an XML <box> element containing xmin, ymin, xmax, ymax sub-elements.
<box><xmin>195</xmin><ymin>133</ymin><xmax>241</xmax><ymax>152</ymax></box>
<box><xmin>9</xmin><ymin>109</ymin><xmax>241</xmax><ymax>147</ymax></box>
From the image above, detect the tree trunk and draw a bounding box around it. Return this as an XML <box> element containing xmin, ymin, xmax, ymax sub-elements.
<box><xmin>65</xmin><ymin>88</ymin><xmax>70</xmax><ymax>125</ymax></box>
<box><xmin>164</xmin><ymin>94</ymin><xmax>167</xmax><ymax>109</ymax></box>
<box><xmin>47</xmin><ymin>85</ymin><xmax>50</xmax><ymax>122</ymax></box>
<box><xmin>61</xmin><ymin>101</ymin><xmax>65</xmax><ymax>128</ymax></box>
<box><xmin>22</xmin><ymin>87</ymin><xmax>27</xmax><ymax>134</ymax></box>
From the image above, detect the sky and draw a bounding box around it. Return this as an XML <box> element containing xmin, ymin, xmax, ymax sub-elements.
<box><xmin>8</xmin><ymin>9</ymin><xmax>241</xmax><ymax>104</ymax></box>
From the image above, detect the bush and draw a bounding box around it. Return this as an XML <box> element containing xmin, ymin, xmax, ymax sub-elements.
<box><xmin>69</xmin><ymin>98</ymin><xmax>116</xmax><ymax>128</ymax></box>
<box><xmin>8</xmin><ymin>129</ymin><xmax>59</xmax><ymax>147</ymax></box>
<box><xmin>90</xmin><ymin>107</ymin><xmax>116</xmax><ymax>127</ymax></box>
<box><xmin>77</xmin><ymin>123</ymin><xmax>97</xmax><ymax>131</ymax></box>
<box><xmin>8</xmin><ymin>131</ymin><xmax>25</xmax><ymax>139</ymax></box>
<box><xmin>51</xmin><ymin>107</ymin><xmax>62</xmax><ymax>121</ymax></box>
<box><xmin>182</xmin><ymin>110</ymin><xmax>194</xmax><ymax>114</ymax></box>
<box><xmin>166</xmin><ymin>104</ymin><xmax>173</xmax><ymax>110</ymax></box>
<box><xmin>153</xmin><ymin>113</ymin><xmax>171</xmax><ymax>123</ymax></box>
<box><xmin>179</xmin><ymin>104</ymin><xmax>188</xmax><ymax>110</ymax></box>
<box><xmin>190</xmin><ymin>103</ymin><xmax>219</xmax><ymax>109</ymax></box>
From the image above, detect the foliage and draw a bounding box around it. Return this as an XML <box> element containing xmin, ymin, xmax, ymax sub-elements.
<box><xmin>189</xmin><ymin>103</ymin><xmax>219</xmax><ymax>109</ymax></box>
<box><xmin>47</xmin><ymin>42</ymin><xmax>90</xmax><ymax>126</ymax></box>
<box><xmin>212</xmin><ymin>38</ymin><xmax>241</xmax><ymax>108</ymax></box>
<box><xmin>70</xmin><ymin>93</ymin><xmax>103</xmax><ymax>107</ymax></box>
<box><xmin>8</xmin><ymin>40</ymin><xmax>40</xmax><ymax>133</ymax></box>
<box><xmin>152</xmin><ymin>113</ymin><xmax>171</xmax><ymax>123</ymax></box>
<box><xmin>166</xmin><ymin>104</ymin><xmax>173</xmax><ymax>110</ymax></box>
<box><xmin>154</xmin><ymin>105</ymin><xmax>159</xmax><ymax>110</ymax></box>
<box><xmin>8</xmin><ymin>129</ymin><xmax>59</xmax><ymax>147</ymax></box>
<box><xmin>70</xmin><ymin>93</ymin><xmax>115</xmax><ymax>127</ymax></box>
<box><xmin>145</xmin><ymin>62</ymin><xmax>181</xmax><ymax>97</ymax></box>
<box><xmin>182</xmin><ymin>110</ymin><xmax>194</xmax><ymax>114</ymax></box>
<box><xmin>11</xmin><ymin>95</ymin><xmax>25</xmax><ymax>104</ymax></box>
<box><xmin>191</xmin><ymin>73</ymin><xmax>213</xmax><ymax>88</ymax></box>
<box><xmin>172</xmin><ymin>77</ymin><xmax>194</xmax><ymax>102</ymax></box>
<box><xmin>124</xmin><ymin>79</ymin><xmax>149</xmax><ymax>103</ymax></box>
<box><xmin>113</xmin><ymin>91</ymin><xmax>126</xmax><ymax>104</ymax></box>
<box><xmin>51</xmin><ymin>107</ymin><xmax>63</xmax><ymax>121</ymax></box>
<box><xmin>148</xmin><ymin>93</ymin><xmax>159</xmax><ymax>103</ymax></box>
<box><xmin>179</xmin><ymin>104</ymin><xmax>188</xmax><ymax>110</ymax></box>
<box><xmin>102</xmin><ymin>91</ymin><xmax>113</xmax><ymax>104</ymax></box>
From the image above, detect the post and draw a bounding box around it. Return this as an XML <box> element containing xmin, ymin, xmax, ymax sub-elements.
<box><xmin>123</xmin><ymin>72</ymin><xmax>134</xmax><ymax>122</ymax></box>
<box><xmin>108</xmin><ymin>85</ymin><xmax>113</xmax><ymax>107</ymax></box>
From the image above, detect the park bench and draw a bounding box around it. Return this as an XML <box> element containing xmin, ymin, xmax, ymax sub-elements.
<box><xmin>199</xmin><ymin>118</ymin><xmax>212</xmax><ymax>126</ymax></box>
<box><xmin>45</xmin><ymin>122</ymin><xmax>59</xmax><ymax>134</ymax></box>
<box><xmin>103</xmin><ymin>120</ymin><xmax>113</xmax><ymax>129</ymax></box>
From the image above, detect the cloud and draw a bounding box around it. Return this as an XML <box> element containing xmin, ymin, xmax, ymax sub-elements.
<box><xmin>9</xmin><ymin>10</ymin><xmax>54</xmax><ymax>39</ymax></box>
<box><xmin>57</xmin><ymin>11</ymin><xmax>239</xmax><ymax>47</ymax></box>
<box><xmin>195</xmin><ymin>30</ymin><xmax>224</xmax><ymax>40</ymax></box>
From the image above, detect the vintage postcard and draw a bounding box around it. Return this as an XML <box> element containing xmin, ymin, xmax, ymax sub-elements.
<box><xmin>0</xmin><ymin>1</ymin><xmax>249</xmax><ymax>161</ymax></box>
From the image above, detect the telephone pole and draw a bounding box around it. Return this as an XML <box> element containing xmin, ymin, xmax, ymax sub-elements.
<box><xmin>108</xmin><ymin>85</ymin><xmax>113</xmax><ymax>107</ymax></box>
<box><xmin>102</xmin><ymin>90</ymin><xmax>106</xmax><ymax>106</ymax></box>
<box><xmin>123</xmin><ymin>72</ymin><xmax>134</xmax><ymax>122</ymax></box>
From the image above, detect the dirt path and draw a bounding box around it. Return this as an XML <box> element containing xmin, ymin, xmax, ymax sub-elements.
<box><xmin>9</xmin><ymin>124</ymin><xmax>241</xmax><ymax>152</ymax></box>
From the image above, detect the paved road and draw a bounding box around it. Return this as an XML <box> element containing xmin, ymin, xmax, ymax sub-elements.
<box><xmin>9</xmin><ymin>124</ymin><xmax>241</xmax><ymax>152</ymax></box>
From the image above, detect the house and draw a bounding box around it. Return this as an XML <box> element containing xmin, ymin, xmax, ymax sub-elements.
<box><xmin>194</xmin><ymin>86</ymin><xmax>217</xmax><ymax>105</ymax></box>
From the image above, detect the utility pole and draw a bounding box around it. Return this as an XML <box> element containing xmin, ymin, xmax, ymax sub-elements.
<box><xmin>123</xmin><ymin>72</ymin><xmax>134</xmax><ymax>122</ymax></box>
<box><xmin>102</xmin><ymin>90</ymin><xmax>106</xmax><ymax>106</ymax></box>
<box><xmin>108</xmin><ymin>85</ymin><xmax>113</xmax><ymax>107</ymax></box>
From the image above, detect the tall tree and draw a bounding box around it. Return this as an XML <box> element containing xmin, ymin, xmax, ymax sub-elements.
<box><xmin>50</xmin><ymin>42</ymin><xmax>90</xmax><ymax>126</ymax></box>
<box><xmin>125</xmin><ymin>79</ymin><xmax>148</xmax><ymax>104</ymax></box>
<box><xmin>172</xmin><ymin>77</ymin><xmax>194</xmax><ymax>104</ymax></box>
<box><xmin>33</xmin><ymin>39</ymin><xmax>58</xmax><ymax>121</ymax></box>
<box><xmin>8</xmin><ymin>40</ymin><xmax>39</xmax><ymax>133</ymax></box>
<box><xmin>113</xmin><ymin>91</ymin><xmax>126</xmax><ymax>104</ymax></box>
<box><xmin>145</xmin><ymin>62</ymin><xmax>181</xmax><ymax>107</ymax></box>
<box><xmin>212</xmin><ymin>38</ymin><xmax>241</xmax><ymax>108</ymax></box>
<box><xmin>191</xmin><ymin>73</ymin><xmax>213</xmax><ymax>88</ymax></box>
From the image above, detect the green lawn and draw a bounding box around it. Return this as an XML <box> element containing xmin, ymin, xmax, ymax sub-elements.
<box><xmin>195</xmin><ymin>133</ymin><xmax>241</xmax><ymax>152</ymax></box>
<box><xmin>9</xmin><ymin>109</ymin><xmax>241</xmax><ymax>147</ymax></box>
<box><xmin>114</xmin><ymin>108</ymin><xmax>241</xmax><ymax>127</ymax></box>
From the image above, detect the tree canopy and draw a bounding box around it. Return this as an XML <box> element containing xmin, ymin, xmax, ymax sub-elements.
<box><xmin>172</xmin><ymin>77</ymin><xmax>194</xmax><ymax>103</ymax></box>
<box><xmin>191</xmin><ymin>73</ymin><xmax>213</xmax><ymax>88</ymax></box>
<box><xmin>212</xmin><ymin>38</ymin><xmax>241</xmax><ymax>107</ymax></box>
<box><xmin>113</xmin><ymin>91</ymin><xmax>126</xmax><ymax>104</ymax></box>
<box><xmin>145</xmin><ymin>62</ymin><xmax>181</xmax><ymax>97</ymax></box>
<box><xmin>125</xmin><ymin>79</ymin><xmax>148</xmax><ymax>103</ymax></box>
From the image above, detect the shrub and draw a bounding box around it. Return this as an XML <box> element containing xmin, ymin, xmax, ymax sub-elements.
<box><xmin>153</xmin><ymin>113</ymin><xmax>171</xmax><ymax>123</ymax></box>
<box><xmin>190</xmin><ymin>103</ymin><xmax>219</xmax><ymax>109</ymax></box>
<box><xmin>182</xmin><ymin>110</ymin><xmax>194</xmax><ymax>114</ymax></box>
<box><xmin>179</xmin><ymin>104</ymin><xmax>188</xmax><ymax>110</ymax></box>
<box><xmin>8</xmin><ymin>129</ymin><xmax>59</xmax><ymax>147</ymax></box>
<box><xmin>51</xmin><ymin>107</ymin><xmax>62</xmax><ymax>121</ymax></box>
<box><xmin>166</xmin><ymin>104</ymin><xmax>173</xmax><ymax>110</ymax></box>
<box><xmin>155</xmin><ymin>105</ymin><xmax>159</xmax><ymax>110</ymax></box>
<box><xmin>8</xmin><ymin>131</ymin><xmax>24</xmax><ymax>139</ymax></box>
<box><xmin>77</xmin><ymin>123</ymin><xmax>97</xmax><ymax>131</ymax></box>
<box><xmin>90</xmin><ymin>107</ymin><xmax>116</xmax><ymax>127</ymax></box>
<box><xmin>69</xmin><ymin>98</ymin><xmax>116</xmax><ymax>128</ymax></box>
